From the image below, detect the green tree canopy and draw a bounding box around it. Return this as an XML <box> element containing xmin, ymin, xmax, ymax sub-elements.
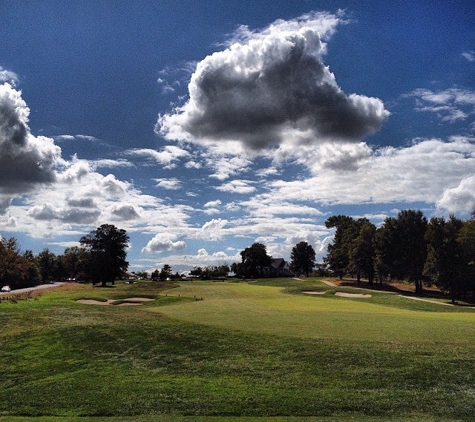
<box><xmin>424</xmin><ymin>216</ymin><xmax>465</xmax><ymax>302</ymax></box>
<box><xmin>290</xmin><ymin>241</ymin><xmax>316</xmax><ymax>277</ymax></box>
<box><xmin>239</xmin><ymin>243</ymin><xmax>272</xmax><ymax>278</ymax></box>
<box><xmin>80</xmin><ymin>224</ymin><xmax>129</xmax><ymax>286</ymax></box>
<box><xmin>379</xmin><ymin>210</ymin><xmax>427</xmax><ymax>294</ymax></box>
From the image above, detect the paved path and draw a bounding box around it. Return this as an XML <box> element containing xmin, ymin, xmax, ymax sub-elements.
<box><xmin>0</xmin><ymin>282</ymin><xmax>65</xmax><ymax>297</ymax></box>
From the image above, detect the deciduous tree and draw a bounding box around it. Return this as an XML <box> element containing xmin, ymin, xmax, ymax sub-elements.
<box><xmin>239</xmin><ymin>243</ymin><xmax>272</xmax><ymax>278</ymax></box>
<box><xmin>80</xmin><ymin>224</ymin><xmax>129</xmax><ymax>286</ymax></box>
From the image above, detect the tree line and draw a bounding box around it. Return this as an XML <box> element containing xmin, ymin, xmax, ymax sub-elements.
<box><xmin>230</xmin><ymin>241</ymin><xmax>317</xmax><ymax>279</ymax></box>
<box><xmin>324</xmin><ymin>210</ymin><xmax>475</xmax><ymax>302</ymax></box>
<box><xmin>0</xmin><ymin>224</ymin><xmax>129</xmax><ymax>289</ymax></box>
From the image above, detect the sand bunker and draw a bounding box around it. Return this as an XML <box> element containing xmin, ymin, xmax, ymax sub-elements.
<box><xmin>76</xmin><ymin>299</ymin><xmax>114</xmax><ymax>305</ymax></box>
<box><xmin>302</xmin><ymin>291</ymin><xmax>326</xmax><ymax>295</ymax></box>
<box><xmin>335</xmin><ymin>292</ymin><xmax>372</xmax><ymax>298</ymax></box>
<box><xmin>76</xmin><ymin>297</ymin><xmax>155</xmax><ymax>306</ymax></box>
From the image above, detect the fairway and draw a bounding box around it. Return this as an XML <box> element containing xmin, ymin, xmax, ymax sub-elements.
<box><xmin>1</xmin><ymin>279</ymin><xmax>475</xmax><ymax>421</ymax></box>
<box><xmin>155</xmin><ymin>280</ymin><xmax>475</xmax><ymax>343</ymax></box>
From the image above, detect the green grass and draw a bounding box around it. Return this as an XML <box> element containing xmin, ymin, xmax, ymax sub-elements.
<box><xmin>0</xmin><ymin>279</ymin><xmax>474</xmax><ymax>421</ymax></box>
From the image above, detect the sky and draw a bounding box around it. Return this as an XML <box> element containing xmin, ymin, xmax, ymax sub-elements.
<box><xmin>1</xmin><ymin>0</ymin><xmax>475</xmax><ymax>273</ymax></box>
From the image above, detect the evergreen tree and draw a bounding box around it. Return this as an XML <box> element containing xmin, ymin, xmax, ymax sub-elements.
<box><xmin>290</xmin><ymin>241</ymin><xmax>316</xmax><ymax>276</ymax></box>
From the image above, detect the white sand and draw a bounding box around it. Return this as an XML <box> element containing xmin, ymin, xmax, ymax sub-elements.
<box><xmin>76</xmin><ymin>297</ymin><xmax>155</xmax><ymax>306</ymax></box>
<box><xmin>334</xmin><ymin>292</ymin><xmax>372</xmax><ymax>298</ymax></box>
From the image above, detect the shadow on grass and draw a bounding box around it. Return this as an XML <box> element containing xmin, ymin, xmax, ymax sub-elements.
<box><xmin>337</xmin><ymin>278</ymin><xmax>475</xmax><ymax>307</ymax></box>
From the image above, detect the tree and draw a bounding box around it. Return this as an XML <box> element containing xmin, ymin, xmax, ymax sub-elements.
<box><xmin>324</xmin><ymin>215</ymin><xmax>358</xmax><ymax>279</ymax></box>
<box><xmin>378</xmin><ymin>210</ymin><xmax>427</xmax><ymax>294</ymax></box>
<box><xmin>456</xmin><ymin>219</ymin><xmax>475</xmax><ymax>297</ymax></box>
<box><xmin>424</xmin><ymin>216</ymin><xmax>465</xmax><ymax>303</ymax></box>
<box><xmin>349</xmin><ymin>221</ymin><xmax>376</xmax><ymax>284</ymax></box>
<box><xmin>36</xmin><ymin>248</ymin><xmax>58</xmax><ymax>282</ymax></box>
<box><xmin>324</xmin><ymin>216</ymin><xmax>373</xmax><ymax>280</ymax></box>
<box><xmin>80</xmin><ymin>224</ymin><xmax>129</xmax><ymax>286</ymax></box>
<box><xmin>60</xmin><ymin>246</ymin><xmax>88</xmax><ymax>280</ymax></box>
<box><xmin>239</xmin><ymin>243</ymin><xmax>272</xmax><ymax>278</ymax></box>
<box><xmin>290</xmin><ymin>241</ymin><xmax>316</xmax><ymax>276</ymax></box>
<box><xmin>159</xmin><ymin>264</ymin><xmax>172</xmax><ymax>281</ymax></box>
<box><xmin>0</xmin><ymin>238</ymin><xmax>41</xmax><ymax>289</ymax></box>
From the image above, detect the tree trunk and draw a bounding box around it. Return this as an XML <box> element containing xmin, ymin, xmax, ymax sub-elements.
<box><xmin>415</xmin><ymin>279</ymin><xmax>423</xmax><ymax>295</ymax></box>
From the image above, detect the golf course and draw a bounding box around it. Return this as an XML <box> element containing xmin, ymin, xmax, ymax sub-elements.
<box><xmin>1</xmin><ymin>278</ymin><xmax>475</xmax><ymax>421</ymax></box>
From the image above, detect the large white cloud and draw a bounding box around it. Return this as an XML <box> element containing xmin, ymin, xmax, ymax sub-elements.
<box><xmin>436</xmin><ymin>175</ymin><xmax>475</xmax><ymax>214</ymax></box>
<box><xmin>261</xmin><ymin>137</ymin><xmax>475</xmax><ymax>214</ymax></box>
<box><xmin>0</xmin><ymin>83</ymin><xmax>62</xmax><ymax>208</ymax></box>
<box><xmin>142</xmin><ymin>233</ymin><xmax>187</xmax><ymax>253</ymax></box>
<box><xmin>158</xmin><ymin>11</ymin><xmax>389</xmax><ymax>150</ymax></box>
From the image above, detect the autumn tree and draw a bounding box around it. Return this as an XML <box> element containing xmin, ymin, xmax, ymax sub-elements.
<box><xmin>0</xmin><ymin>238</ymin><xmax>41</xmax><ymax>289</ymax></box>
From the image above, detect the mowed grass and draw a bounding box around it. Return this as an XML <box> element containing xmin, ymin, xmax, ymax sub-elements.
<box><xmin>1</xmin><ymin>279</ymin><xmax>475</xmax><ymax>422</ymax></box>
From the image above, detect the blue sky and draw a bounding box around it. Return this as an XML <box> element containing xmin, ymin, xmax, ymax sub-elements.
<box><xmin>1</xmin><ymin>1</ymin><xmax>475</xmax><ymax>273</ymax></box>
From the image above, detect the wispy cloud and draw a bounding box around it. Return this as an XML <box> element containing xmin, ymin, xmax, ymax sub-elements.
<box><xmin>461</xmin><ymin>51</ymin><xmax>475</xmax><ymax>62</ymax></box>
<box><xmin>153</xmin><ymin>178</ymin><xmax>182</xmax><ymax>190</ymax></box>
<box><xmin>216</xmin><ymin>179</ymin><xmax>256</xmax><ymax>194</ymax></box>
<box><xmin>0</xmin><ymin>66</ymin><xmax>18</xmax><ymax>85</ymax></box>
<box><xmin>408</xmin><ymin>87</ymin><xmax>475</xmax><ymax>125</ymax></box>
<box><xmin>125</xmin><ymin>146</ymin><xmax>190</xmax><ymax>169</ymax></box>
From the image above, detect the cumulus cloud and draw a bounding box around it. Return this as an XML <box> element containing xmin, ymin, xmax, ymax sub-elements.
<box><xmin>437</xmin><ymin>176</ymin><xmax>475</xmax><ymax>214</ymax></box>
<box><xmin>110</xmin><ymin>204</ymin><xmax>141</xmax><ymax>221</ymax></box>
<box><xmin>206</xmin><ymin>154</ymin><xmax>252</xmax><ymax>180</ymax></box>
<box><xmin>199</xmin><ymin>218</ymin><xmax>228</xmax><ymax>241</ymax></box>
<box><xmin>203</xmin><ymin>199</ymin><xmax>222</xmax><ymax>215</ymax></box>
<box><xmin>158</xmin><ymin>11</ymin><xmax>389</xmax><ymax>150</ymax></box>
<box><xmin>0</xmin><ymin>67</ymin><xmax>18</xmax><ymax>85</ymax></box>
<box><xmin>28</xmin><ymin>202</ymin><xmax>101</xmax><ymax>224</ymax></box>
<box><xmin>0</xmin><ymin>83</ymin><xmax>61</xmax><ymax>197</ymax></box>
<box><xmin>265</xmin><ymin>137</ymin><xmax>475</xmax><ymax>207</ymax></box>
<box><xmin>142</xmin><ymin>233</ymin><xmax>187</xmax><ymax>253</ymax></box>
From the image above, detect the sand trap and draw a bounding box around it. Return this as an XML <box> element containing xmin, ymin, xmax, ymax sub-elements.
<box><xmin>76</xmin><ymin>299</ymin><xmax>114</xmax><ymax>305</ymax></box>
<box><xmin>302</xmin><ymin>291</ymin><xmax>326</xmax><ymax>295</ymax></box>
<box><xmin>76</xmin><ymin>297</ymin><xmax>155</xmax><ymax>306</ymax></box>
<box><xmin>335</xmin><ymin>292</ymin><xmax>372</xmax><ymax>298</ymax></box>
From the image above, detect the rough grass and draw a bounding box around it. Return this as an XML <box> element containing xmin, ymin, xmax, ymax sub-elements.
<box><xmin>0</xmin><ymin>279</ymin><xmax>474</xmax><ymax>421</ymax></box>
